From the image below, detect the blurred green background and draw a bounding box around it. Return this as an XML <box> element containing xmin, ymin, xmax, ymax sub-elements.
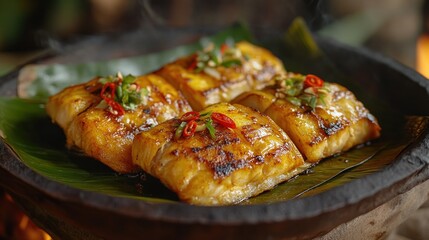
<box><xmin>0</xmin><ymin>0</ymin><xmax>141</xmax><ymax>75</ymax></box>
<box><xmin>0</xmin><ymin>0</ymin><xmax>427</xmax><ymax>75</ymax></box>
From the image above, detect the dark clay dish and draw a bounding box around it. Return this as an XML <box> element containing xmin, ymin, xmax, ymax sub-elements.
<box><xmin>1</xmin><ymin>28</ymin><xmax>429</xmax><ymax>240</ymax></box>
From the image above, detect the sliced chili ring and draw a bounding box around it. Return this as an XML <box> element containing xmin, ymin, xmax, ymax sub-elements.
<box><xmin>108</xmin><ymin>100</ymin><xmax>125</xmax><ymax>116</ymax></box>
<box><xmin>174</xmin><ymin>121</ymin><xmax>187</xmax><ymax>140</ymax></box>
<box><xmin>100</xmin><ymin>82</ymin><xmax>116</xmax><ymax>101</ymax></box>
<box><xmin>304</xmin><ymin>74</ymin><xmax>324</xmax><ymax>88</ymax></box>
<box><xmin>101</xmin><ymin>82</ymin><xmax>125</xmax><ymax>116</ymax></box>
<box><xmin>183</xmin><ymin>120</ymin><xmax>197</xmax><ymax>137</ymax></box>
<box><xmin>211</xmin><ymin>112</ymin><xmax>236</xmax><ymax>129</ymax></box>
<box><xmin>220</xmin><ymin>43</ymin><xmax>229</xmax><ymax>54</ymax></box>
<box><xmin>188</xmin><ymin>54</ymin><xmax>198</xmax><ymax>71</ymax></box>
<box><xmin>180</xmin><ymin>111</ymin><xmax>200</xmax><ymax>122</ymax></box>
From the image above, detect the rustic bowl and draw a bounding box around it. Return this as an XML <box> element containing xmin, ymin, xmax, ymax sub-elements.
<box><xmin>0</xmin><ymin>28</ymin><xmax>428</xmax><ymax>240</ymax></box>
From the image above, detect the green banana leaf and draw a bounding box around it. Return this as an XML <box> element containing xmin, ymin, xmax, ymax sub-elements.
<box><xmin>1</xmin><ymin>23</ymin><xmax>427</xmax><ymax>205</ymax></box>
<box><xmin>0</xmin><ymin>98</ymin><xmax>424</xmax><ymax>204</ymax></box>
<box><xmin>19</xmin><ymin>23</ymin><xmax>252</xmax><ymax>101</ymax></box>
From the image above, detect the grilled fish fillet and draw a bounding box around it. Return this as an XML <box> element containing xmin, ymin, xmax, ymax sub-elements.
<box><xmin>46</xmin><ymin>78</ymin><xmax>101</xmax><ymax>131</ymax></box>
<box><xmin>47</xmin><ymin>74</ymin><xmax>192</xmax><ymax>173</ymax></box>
<box><xmin>132</xmin><ymin>103</ymin><xmax>305</xmax><ymax>205</ymax></box>
<box><xmin>233</xmin><ymin>74</ymin><xmax>381</xmax><ymax>162</ymax></box>
<box><xmin>155</xmin><ymin>41</ymin><xmax>285</xmax><ymax>110</ymax></box>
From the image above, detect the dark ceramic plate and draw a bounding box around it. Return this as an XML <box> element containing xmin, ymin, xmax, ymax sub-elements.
<box><xmin>1</xmin><ymin>28</ymin><xmax>429</xmax><ymax>240</ymax></box>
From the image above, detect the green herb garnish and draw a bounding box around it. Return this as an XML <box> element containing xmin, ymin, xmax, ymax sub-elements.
<box><xmin>175</xmin><ymin>121</ymin><xmax>187</xmax><ymax>140</ymax></box>
<box><xmin>205</xmin><ymin>118</ymin><xmax>216</xmax><ymax>139</ymax></box>
<box><xmin>174</xmin><ymin>111</ymin><xmax>236</xmax><ymax>140</ymax></box>
<box><xmin>99</xmin><ymin>72</ymin><xmax>148</xmax><ymax>111</ymax></box>
<box><xmin>190</xmin><ymin>43</ymin><xmax>244</xmax><ymax>74</ymax></box>
<box><xmin>275</xmin><ymin>74</ymin><xmax>330</xmax><ymax>110</ymax></box>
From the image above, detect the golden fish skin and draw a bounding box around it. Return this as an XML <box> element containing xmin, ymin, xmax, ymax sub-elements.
<box><xmin>46</xmin><ymin>78</ymin><xmax>101</xmax><ymax>131</ymax></box>
<box><xmin>132</xmin><ymin>103</ymin><xmax>304</xmax><ymax>205</ymax></box>
<box><xmin>48</xmin><ymin>74</ymin><xmax>192</xmax><ymax>173</ymax></box>
<box><xmin>233</xmin><ymin>83</ymin><xmax>381</xmax><ymax>163</ymax></box>
<box><xmin>155</xmin><ymin>41</ymin><xmax>285</xmax><ymax>111</ymax></box>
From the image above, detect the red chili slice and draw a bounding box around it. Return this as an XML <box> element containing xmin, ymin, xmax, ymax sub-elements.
<box><xmin>100</xmin><ymin>82</ymin><xmax>116</xmax><ymax>101</ymax></box>
<box><xmin>220</xmin><ymin>43</ymin><xmax>229</xmax><ymax>54</ymax></box>
<box><xmin>180</xmin><ymin>111</ymin><xmax>200</xmax><ymax>122</ymax></box>
<box><xmin>304</xmin><ymin>74</ymin><xmax>324</xmax><ymax>88</ymax></box>
<box><xmin>188</xmin><ymin>54</ymin><xmax>198</xmax><ymax>71</ymax></box>
<box><xmin>211</xmin><ymin>112</ymin><xmax>236</xmax><ymax>129</ymax></box>
<box><xmin>100</xmin><ymin>82</ymin><xmax>125</xmax><ymax>116</ymax></box>
<box><xmin>108</xmin><ymin>100</ymin><xmax>125</xmax><ymax>116</ymax></box>
<box><xmin>183</xmin><ymin>120</ymin><xmax>197</xmax><ymax>137</ymax></box>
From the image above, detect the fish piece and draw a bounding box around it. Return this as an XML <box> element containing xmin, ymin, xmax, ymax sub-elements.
<box><xmin>48</xmin><ymin>73</ymin><xmax>192</xmax><ymax>173</ymax></box>
<box><xmin>231</xmin><ymin>89</ymin><xmax>276</xmax><ymax>113</ymax></box>
<box><xmin>46</xmin><ymin>78</ymin><xmax>101</xmax><ymax>131</ymax></box>
<box><xmin>132</xmin><ymin>103</ymin><xmax>305</xmax><ymax>205</ymax></box>
<box><xmin>155</xmin><ymin>41</ymin><xmax>285</xmax><ymax>110</ymax></box>
<box><xmin>233</xmin><ymin>73</ymin><xmax>381</xmax><ymax>162</ymax></box>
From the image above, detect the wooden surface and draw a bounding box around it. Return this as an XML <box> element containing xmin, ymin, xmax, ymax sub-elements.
<box><xmin>319</xmin><ymin>180</ymin><xmax>429</xmax><ymax>240</ymax></box>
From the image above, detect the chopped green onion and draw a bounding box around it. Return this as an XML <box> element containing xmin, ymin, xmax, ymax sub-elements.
<box><xmin>116</xmin><ymin>84</ymin><xmax>123</xmax><ymax>99</ymax></box>
<box><xmin>286</xmin><ymin>96</ymin><xmax>301</xmax><ymax>106</ymax></box>
<box><xmin>221</xmin><ymin>59</ymin><xmax>242</xmax><ymax>67</ymax></box>
<box><xmin>275</xmin><ymin>74</ymin><xmax>330</xmax><ymax>110</ymax></box>
<box><xmin>318</xmin><ymin>94</ymin><xmax>327</xmax><ymax>106</ymax></box>
<box><xmin>309</xmin><ymin>95</ymin><xmax>317</xmax><ymax>109</ymax></box>
<box><xmin>175</xmin><ymin>122</ymin><xmax>187</xmax><ymax>140</ymax></box>
<box><xmin>191</xmin><ymin>42</ymin><xmax>244</xmax><ymax>73</ymax></box>
<box><xmin>123</xmin><ymin>74</ymin><xmax>135</xmax><ymax>84</ymax></box>
<box><xmin>195</xmin><ymin>123</ymin><xmax>207</xmax><ymax>132</ymax></box>
<box><xmin>205</xmin><ymin>118</ymin><xmax>216</xmax><ymax>139</ymax></box>
<box><xmin>304</xmin><ymin>87</ymin><xmax>317</xmax><ymax>95</ymax></box>
<box><xmin>284</xmin><ymin>77</ymin><xmax>304</xmax><ymax>97</ymax></box>
<box><xmin>98</xmin><ymin>72</ymin><xmax>149</xmax><ymax>112</ymax></box>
